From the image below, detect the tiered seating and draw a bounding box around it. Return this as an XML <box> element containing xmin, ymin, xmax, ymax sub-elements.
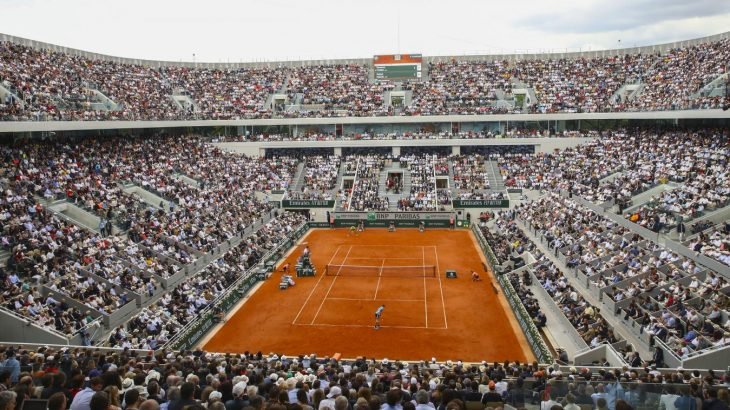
<box><xmin>346</xmin><ymin>155</ymin><xmax>387</xmax><ymax>211</ymax></box>
<box><xmin>451</xmin><ymin>155</ymin><xmax>490</xmax><ymax>194</ymax></box>
<box><xmin>286</xmin><ymin>65</ymin><xmax>389</xmax><ymax>117</ymax></box>
<box><xmin>0</xmin><ymin>134</ymin><xmax>299</xmax><ymax>338</ymax></box>
<box><xmin>111</xmin><ymin>211</ymin><xmax>308</xmax><ymax>349</ymax></box>
<box><xmin>629</xmin><ymin>39</ymin><xmax>730</xmax><ymax>111</ymax></box>
<box><xmin>519</xmin><ymin>194</ymin><xmax>730</xmax><ymax>357</ymax></box>
<box><xmin>405</xmin><ymin>60</ymin><xmax>512</xmax><ymax>115</ymax></box>
<box><xmin>514</xmin><ymin>54</ymin><xmax>655</xmax><ymax>113</ymax></box>
<box><xmin>481</xmin><ymin>212</ymin><xmax>622</xmax><ymax>347</ymax></box>
<box><xmin>163</xmin><ymin>66</ymin><xmax>287</xmax><ymax>119</ymax></box>
<box><xmin>688</xmin><ymin>220</ymin><xmax>730</xmax><ymax>266</ymax></box>
<box><xmin>2</xmin><ymin>37</ymin><xmax>729</xmax><ymax>120</ymax></box>
<box><xmin>396</xmin><ymin>155</ymin><xmax>442</xmax><ymax>211</ymax></box>
<box><xmin>289</xmin><ymin>155</ymin><xmax>341</xmax><ymax>200</ymax></box>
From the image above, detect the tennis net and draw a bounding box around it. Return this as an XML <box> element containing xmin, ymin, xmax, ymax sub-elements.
<box><xmin>324</xmin><ymin>264</ymin><xmax>437</xmax><ymax>277</ymax></box>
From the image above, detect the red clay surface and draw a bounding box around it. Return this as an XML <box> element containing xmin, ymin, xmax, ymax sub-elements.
<box><xmin>203</xmin><ymin>228</ymin><xmax>534</xmax><ymax>363</ymax></box>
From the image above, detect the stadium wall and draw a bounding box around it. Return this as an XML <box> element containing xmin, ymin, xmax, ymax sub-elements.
<box><xmin>2</xmin><ymin>110</ymin><xmax>729</xmax><ymax>134</ymax></box>
<box><xmin>215</xmin><ymin>136</ymin><xmax>594</xmax><ymax>156</ymax></box>
<box><xmin>0</xmin><ymin>309</ymin><xmax>70</xmax><ymax>345</ymax></box>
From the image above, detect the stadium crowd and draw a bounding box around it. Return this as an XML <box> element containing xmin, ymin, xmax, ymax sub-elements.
<box><xmin>110</xmin><ymin>211</ymin><xmax>308</xmax><ymax>350</ymax></box>
<box><xmin>0</xmin><ymin>134</ymin><xmax>301</xmax><ymax>340</ymax></box>
<box><xmin>0</xmin><ymin>343</ymin><xmax>729</xmax><ymax>410</ymax></box>
<box><xmin>345</xmin><ymin>156</ymin><xmax>388</xmax><ymax>212</ymax></box>
<box><xmin>516</xmin><ymin>194</ymin><xmax>730</xmax><ymax>357</ymax></box>
<box><xmin>2</xmin><ymin>37</ymin><xmax>728</xmax><ymax>121</ymax></box>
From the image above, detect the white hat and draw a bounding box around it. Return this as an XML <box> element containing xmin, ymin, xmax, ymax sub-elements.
<box><xmin>146</xmin><ymin>370</ymin><xmax>161</xmax><ymax>384</ymax></box>
<box><xmin>327</xmin><ymin>386</ymin><xmax>342</xmax><ymax>398</ymax></box>
<box><xmin>232</xmin><ymin>382</ymin><xmax>247</xmax><ymax>397</ymax></box>
<box><xmin>209</xmin><ymin>391</ymin><xmax>223</xmax><ymax>401</ymax></box>
<box><xmin>122</xmin><ymin>378</ymin><xmax>134</xmax><ymax>390</ymax></box>
<box><xmin>269</xmin><ymin>373</ymin><xmax>279</xmax><ymax>382</ymax></box>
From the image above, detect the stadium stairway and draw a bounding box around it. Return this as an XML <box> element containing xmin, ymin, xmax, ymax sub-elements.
<box><xmin>122</xmin><ymin>182</ymin><xmax>170</xmax><ymax>212</ymax></box>
<box><xmin>289</xmin><ymin>162</ymin><xmax>307</xmax><ymax>193</ymax></box>
<box><xmin>513</xmin><ymin>217</ymin><xmax>654</xmax><ymax>360</ymax></box>
<box><xmin>447</xmin><ymin>160</ymin><xmax>457</xmax><ymax>191</ymax></box>
<box><xmin>173</xmin><ymin>172</ymin><xmax>202</xmax><ymax>189</ymax></box>
<box><xmin>85</xmin><ymin>87</ymin><xmax>121</xmax><ymax>111</ymax></box>
<box><xmin>620</xmin><ymin>182</ymin><xmax>681</xmax><ymax>215</ymax></box>
<box><xmin>38</xmin><ymin>195</ymin><xmax>125</xmax><ymax>237</ymax></box>
<box><xmin>599</xmin><ymin>170</ymin><xmax>623</xmax><ymax>184</ymax></box>
<box><xmin>667</xmin><ymin>205</ymin><xmax>730</xmax><ymax>241</ymax></box>
<box><xmin>693</xmin><ymin>72</ymin><xmax>729</xmax><ymax>98</ymax></box>
<box><xmin>378</xmin><ymin>162</ymin><xmax>412</xmax><ymax>210</ymax></box>
<box><xmin>487</xmin><ymin>161</ymin><xmax>505</xmax><ymax>191</ymax></box>
<box><xmin>0</xmin><ymin>83</ymin><xmax>24</xmax><ymax>110</ymax></box>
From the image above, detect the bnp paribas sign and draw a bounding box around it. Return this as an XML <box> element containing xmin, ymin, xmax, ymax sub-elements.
<box><xmin>340</xmin><ymin>212</ymin><xmax>451</xmax><ymax>221</ymax></box>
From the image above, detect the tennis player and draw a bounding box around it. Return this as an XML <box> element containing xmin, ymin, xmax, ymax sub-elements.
<box><xmin>374</xmin><ymin>304</ymin><xmax>385</xmax><ymax>329</ymax></box>
<box><xmin>349</xmin><ymin>225</ymin><xmax>357</xmax><ymax>236</ymax></box>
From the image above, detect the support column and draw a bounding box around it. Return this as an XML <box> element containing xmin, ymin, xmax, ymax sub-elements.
<box><xmin>451</xmin><ymin>146</ymin><xmax>460</xmax><ymax>155</ymax></box>
<box><xmin>334</xmin><ymin>147</ymin><xmax>342</xmax><ymax>156</ymax></box>
<box><xmin>392</xmin><ymin>146</ymin><xmax>401</xmax><ymax>156</ymax></box>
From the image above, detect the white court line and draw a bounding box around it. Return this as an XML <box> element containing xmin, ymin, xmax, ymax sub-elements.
<box><xmin>293</xmin><ymin>323</ymin><xmax>443</xmax><ymax>330</ymax></box>
<box><xmin>347</xmin><ymin>257</ymin><xmax>424</xmax><ymax>260</ymax></box>
<box><xmin>348</xmin><ymin>244</ymin><xmax>430</xmax><ymax>247</ymax></box>
<box><xmin>291</xmin><ymin>245</ymin><xmax>341</xmax><ymax>325</ymax></box>
<box><xmin>423</xmin><ymin>246</ymin><xmax>428</xmax><ymax>328</ymax></box>
<box><xmin>327</xmin><ymin>297</ymin><xmax>425</xmax><ymax>302</ymax></box>
<box><xmin>433</xmin><ymin>246</ymin><xmax>448</xmax><ymax>329</ymax></box>
<box><xmin>310</xmin><ymin>245</ymin><xmax>353</xmax><ymax>324</ymax></box>
<box><xmin>373</xmin><ymin>258</ymin><xmax>385</xmax><ymax>300</ymax></box>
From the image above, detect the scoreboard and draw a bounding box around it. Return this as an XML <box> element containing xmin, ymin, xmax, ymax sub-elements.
<box><xmin>374</xmin><ymin>54</ymin><xmax>422</xmax><ymax>80</ymax></box>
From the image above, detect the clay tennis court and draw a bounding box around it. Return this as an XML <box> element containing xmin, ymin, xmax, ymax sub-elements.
<box><xmin>202</xmin><ymin>228</ymin><xmax>534</xmax><ymax>363</ymax></box>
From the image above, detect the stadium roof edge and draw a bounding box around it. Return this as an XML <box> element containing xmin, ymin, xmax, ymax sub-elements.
<box><xmin>1</xmin><ymin>31</ymin><xmax>729</xmax><ymax>69</ymax></box>
<box><xmin>1</xmin><ymin>109</ymin><xmax>730</xmax><ymax>134</ymax></box>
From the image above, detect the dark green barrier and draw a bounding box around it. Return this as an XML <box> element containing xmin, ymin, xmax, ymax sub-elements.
<box><xmin>282</xmin><ymin>200</ymin><xmax>335</xmax><ymax>208</ymax></box>
<box><xmin>497</xmin><ymin>274</ymin><xmax>552</xmax><ymax>363</ymax></box>
<box><xmin>334</xmin><ymin>219</ymin><xmax>450</xmax><ymax>228</ymax></box>
<box><xmin>452</xmin><ymin>199</ymin><xmax>509</xmax><ymax>208</ymax></box>
<box><xmin>308</xmin><ymin>222</ymin><xmax>331</xmax><ymax>228</ymax></box>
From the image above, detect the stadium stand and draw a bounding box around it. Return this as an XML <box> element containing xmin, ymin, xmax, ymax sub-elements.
<box><xmin>1</xmin><ymin>29</ymin><xmax>730</xmax><ymax>410</ymax></box>
<box><xmin>1</xmin><ymin>33</ymin><xmax>728</xmax><ymax>120</ymax></box>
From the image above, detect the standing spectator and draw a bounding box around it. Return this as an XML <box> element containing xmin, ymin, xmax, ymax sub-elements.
<box><xmin>674</xmin><ymin>388</ymin><xmax>697</xmax><ymax>410</ymax></box>
<box><xmin>70</xmin><ymin>378</ymin><xmax>104</xmax><ymax>410</ymax></box>
<box><xmin>677</xmin><ymin>220</ymin><xmax>686</xmax><ymax>241</ymax></box>
<box><xmin>1</xmin><ymin>351</ymin><xmax>19</xmax><ymax>384</ymax></box>
<box><xmin>49</xmin><ymin>393</ymin><xmax>68</xmax><ymax>410</ymax></box>
<box><xmin>703</xmin><ymin>390</ymin><xmax>729</xmax><ymax>410</ymax></box>
<box><xmin>168</xmin><ymin>383</ymin><xmax>197</xmax><ymax>410</ymax></box>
